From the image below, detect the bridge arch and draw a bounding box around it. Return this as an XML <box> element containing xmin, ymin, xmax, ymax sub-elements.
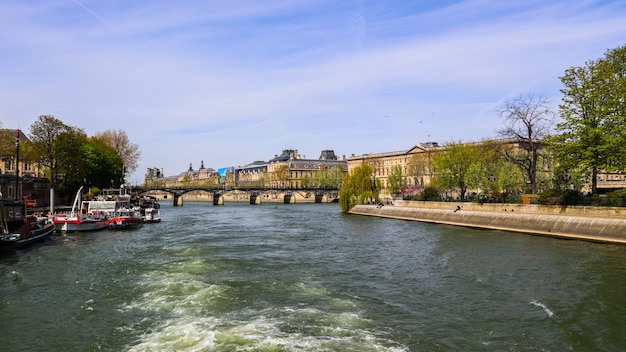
<box><xmin>130</xmin><ymin>186</ymin><xmax>339</xmax><ymax>206</ymax></box>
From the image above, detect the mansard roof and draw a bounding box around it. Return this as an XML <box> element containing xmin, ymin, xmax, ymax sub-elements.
<box><xmin>287</xmin><ymin>159</ymin><xmax>346</xmax><ymax>169</ymax></box>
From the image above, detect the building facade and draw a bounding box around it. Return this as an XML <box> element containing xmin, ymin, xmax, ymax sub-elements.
<box><xmin>347</xmin><ymin>142</ymin><xmax>440</xmax><ymax>191</ymax></box>
<box><xmin>0</xmin><ymin>129</ymin><xmax>49</xmax><ymax>204</ymax></box>
<box><xmin>146</xmin><ymin>149</ymin><xmax>348</xmax><ymax>189</ymax></box>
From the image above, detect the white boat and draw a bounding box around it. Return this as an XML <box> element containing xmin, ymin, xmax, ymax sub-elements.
<box><xmin>141</xmin><ymin>207</ymin><xmax>161</xmax><ymax>223</ymax></box>
<box><xmin>108</xmin><ymin>194</ymin><xmax>143</xmax><ymax>230</ymax></box>
<box><xmin>51</xmin><ymin>187</ymin><xmax>115</xmax><ymax>232</ymax></box>
<box><xmin>134</xmin><ymin>196</ymin><xmax>161</xmax><ymax>223</ymax></box>
<box><xmin>109</xmin><ymin>207</ymin><xmax>143</xmax><ymax>230</ymax></box>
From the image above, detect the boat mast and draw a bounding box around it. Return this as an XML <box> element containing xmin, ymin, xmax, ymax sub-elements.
<box><xmin>70</xmin><ymin>186</ymin><xmax>84</xmax><ymax>216</ymax></box>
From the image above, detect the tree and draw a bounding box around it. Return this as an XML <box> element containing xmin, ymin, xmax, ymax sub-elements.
<box><xmin>301</xmin><ymin>173</ymin><xmax>311</xmax><ymax>188</ymax></box>
<box><xmin>431</xmin><ymin>141</ymin><xmax>484</xmax><ymax>201</ymax></box>
<box><xmin>601</xmin><ymin>45</ymin><xmax>626</xmax><ymax>169</ymax></box>
<box><xmin>28</xmin><ymin>116</ymin><xmax>126</xmax><ymax>192</ymax></box>
<box><xmin>479</xmin><ymin>141</ymin><xmax>527</xmax><ymax>196</ymax></box>
<box><xmin>339</xmin><ymin>163</ymin><xmax>378</xmax><ymax>212</ymax></box>
<box><xmin>387</xmin><ymin>164</ymin><xmax>404</xmax><ymax>197</ymax></box>
<box><xmin>497</xmin><ymin>94</ymin><xmax>555</xmax><ymax>194</ymax></box>
<box><xmin>550</xmin><ymin>45</ymin><xmax>626</xmax><ymax>194</ymax></box>
<box><xmin>0</xmin><ymin>125</ymin><xmax>16</xmax><ymax>160</ymax></box>
<box><xmin>28</xmin><ymin>115</ymin><xmax>72</xmax><ymax>189</ymax></box>
<box><xmin>406</xmin><ymin>153</ymin><xmax>428</xmax><ymax>191</ymax></box>
<box><xmin>315</xmin><ymin>165</ymin><xmax>345</xmax><ymax>188</ymax></box>
<box><xmin>93</xmin><ymin>129</ymin><xmax>141</xmax><ymax>177</ymax></box>
<box><xmin>272</xmin><ymin>164</ymin><xmax>290</xmax><ymax>187</ymax></box>
<box><xmin>54</xmin><ymin>126</ymin><xmax>89</xmax><ymax>191</ymax></box>
<box><xmin>83</xmin><ymin>137</ymin><xmax>124</xmax><ymax>189</ymax></box>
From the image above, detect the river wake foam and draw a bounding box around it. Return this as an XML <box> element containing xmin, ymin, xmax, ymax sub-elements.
<box><xmin>530</xmin><ymin>300</ymin><xmax>554</xmax><ymax>318</ymax></box>
<box><xmin>121</xmin><ymin>257</ymin><xmax>407</xmax><ymax>351</ymax></box>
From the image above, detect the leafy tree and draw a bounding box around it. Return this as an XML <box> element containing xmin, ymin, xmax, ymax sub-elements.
<box><xmin>417</xmin><ymin>186</ymin><xmax>441</xmax><ymax>201</ymax></box>
<box><xmin>272</xmin><ymin>164</ymin><xmax>290</xmax><ymax>187</ymax></box>
<box><xmin>29</xmin><ymin>116</ymin><xmax>126</xmax><ymax>192</ymax></box>
<box><xmin>315</xmin><ymin>165</ymin><xmax>344</xmax><ymax>188</ymax></box>
<box><xmin>93</xmin><ymin>129</ymin><xmax>141</xmax><ymax>177</ymax></box>
<box><xmin>301</xmin><ymin>173</ymin><xmax>311</xmax><ymax>188</ymax></box>
<box><xmin>83</xmin><ymin>137</ymin><xmax>124</xmax><ymax>189</ymax></box>
<box><xmin>0</xmin><ymin>127</ymin><xmax>16</xmax><ymax>160</ymax></box>
<box><xmin>478</xmin><ymin>141</ymin><xmax>526</xmax><ymax>196</ymax></box>
<box><xmin>387</xmin><ymin>164</ymin><xmax>404</xmax><ymax>197</ymax></box>
<box><xmin>256</xmin><ymin>170</ymin><xmax>269</xmax><ymax>188</ymax></box>
<box><xmin>550</xmin><ymin>45</ymin><xmax>626</xmax><ymax>194</ymax></box>
<box><xmin>54</xmin><ymin>127</ymin><xmax>89</xmax><ymax>191</ymax></box>
<box><xmin>431</xmin><ymin>141</ymin><xmax>484</xmax><ymax>201</ymax></box>
<box><xmin>602</xmin><ymin>45</ymin><xmax>626</xmax><ymax>165</ymax></box>
<box><xmin>339</xmin><ymin>163</ymin><xmax>378</xmax><ymax>212</ymax></box>
<box><xmin>497</xmin><ymin>94</ymin><xmax>555</xmax><ymax>194</ymax></box>
<box><xmin>28</xmin><ymin>115</ymin><xmax>73</xmax><ymax>189</ymax></box>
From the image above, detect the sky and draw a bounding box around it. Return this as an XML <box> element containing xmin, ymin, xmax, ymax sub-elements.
<box><xmin>1</xmin><ymin>0</ymin><xmax>625</xmax><ymax>185</ymax></box>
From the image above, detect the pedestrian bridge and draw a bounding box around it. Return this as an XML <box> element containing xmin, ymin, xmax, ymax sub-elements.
<box><xmin>130</xmin><ymin>185</ymin><xmax>340</xmax><ymax>206</ymax></box>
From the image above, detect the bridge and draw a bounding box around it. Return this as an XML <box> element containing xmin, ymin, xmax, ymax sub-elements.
<box><xmin>129</xmin><ymin>185</ymin><xmax>340</xmax><ymax>206</ymax></box>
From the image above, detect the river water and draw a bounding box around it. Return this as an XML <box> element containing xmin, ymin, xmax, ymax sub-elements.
<box><xmin>1</xmin><ymin>202</ymin><xmax>625</xmax><ymax>351</ymax></box>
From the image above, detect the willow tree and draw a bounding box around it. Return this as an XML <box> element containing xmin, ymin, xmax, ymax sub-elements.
<box><xmin>339</xmin><ymin>163</ymin><xmax>378</xmax><ymax>212</ymax></box>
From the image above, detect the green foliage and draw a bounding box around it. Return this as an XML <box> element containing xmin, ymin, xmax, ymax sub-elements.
<box><xmin>315</xmin><ymin>166</ymin><xmax>344</xmax><ymax>188</ymax></box>
<box><xmin>272</xmin><ymin>164</ymin><xmax>290</xmax><ymax>187</ymax></box>
<box><xmin>0</xmin><ymin>129</ymin><xmax>16</xmax><ymax>160</ymax></box>
<box><xmin>417</xmin><ymin>186</ymin><xmax>441</xmax><ymax>201</ymax></box>
<box><xmin>339</xmin><ymin>163</ymin><xmax>377</xmax><ymax>212</ymax></box>
<box><xmin>387</xmin><ymin>164</ymin><xmax>404</xmax><ymax>196</ymax></box>
<box><xmin>604</xmin><ymin>189</ymin><xmax>626</xmax><ymax>207</ymax></box>
<box><xmin>83</xmin><ymin>137</ymin><xmax>124</xmax><ymax>189</ymax></box>
<box><xmin>431</xmin><ymin>141</ymin><xmax>485</xmax><ymax>201</ymax></box>
<box><xmin>550</xmin><ymin>44</ymin><xmax>626</xmax><ymax>194</ymax></box>
<box><xmin>301</xmin><ymin>174</ymin><xmax>311</xmax><ymax>188</ymax></box>
<box><xmin>27</xmin><ymin>114</ymin><xmax>127</xmax><ymax>192</ymax></box>
<box><xmin>28</xmin><ymin>115</ymin><xmax>68</xmax><ymax>186</ymax></box>
<box><xmin>550</xmin><ymin>165</ymin><xmax>588</xmax><ymax>192</ymax></box>
<box><xmin>536</xmin><ymin>189</ymin><xmax>582</xmax><ymax>206</ymax></box>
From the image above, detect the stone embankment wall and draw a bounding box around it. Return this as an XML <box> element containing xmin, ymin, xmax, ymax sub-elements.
<box><xmin>349</xmin><ymin>202</ymin><xmax>626</xmax><ymax>245</ymax></box>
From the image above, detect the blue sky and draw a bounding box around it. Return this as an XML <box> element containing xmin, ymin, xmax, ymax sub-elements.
<box><xmin>1</xmin><ymin>0</ymin><xmax>625</xmax><ymax>184</ymax></box>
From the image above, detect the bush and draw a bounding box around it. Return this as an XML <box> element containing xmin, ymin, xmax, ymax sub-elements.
<box><xmin>536</xmin><ymin>189</ymin><xmax>582</xmax><ymax>206</ymax></box>
<box><xmin>417</xmin><ymin>186</ymin><xmax>441</xmax><ymax>201</ymax></box>
<box><xmin>604</xmin><ymin>189</ymin><xmax>626</xmax><ymax>207</ymax></box>
<box><xmin>561</xmin><ymin>189</ymin><xmax>582</xmax><ymax>205</ymax></box>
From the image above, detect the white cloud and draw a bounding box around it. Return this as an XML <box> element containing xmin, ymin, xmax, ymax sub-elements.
<box><xmin>1</xmin><ymin>0</ymin><xmax>625</xmax><ymax>184</ymax></box>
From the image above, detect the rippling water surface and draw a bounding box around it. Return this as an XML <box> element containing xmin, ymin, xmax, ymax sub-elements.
<box><xmin>2</xmin><ymin>202</ymin><xmax>626</xmax><ymax>351</ymax></box>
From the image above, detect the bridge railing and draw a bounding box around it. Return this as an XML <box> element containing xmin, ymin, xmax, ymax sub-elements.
<box><xmin>130</xmin><ymin>185</ymin><xmax>339</xmax><ymax>193</ymax></box>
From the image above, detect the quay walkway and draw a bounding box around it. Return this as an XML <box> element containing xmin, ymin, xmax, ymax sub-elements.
<box><xmin>349</xmin><ymin>202</ymin><xmax>626</xmax><ymax>245</ymax></box>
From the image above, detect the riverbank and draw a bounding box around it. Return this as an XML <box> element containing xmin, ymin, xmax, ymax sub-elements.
<box><xmin>349</xmin><ymin>202</ymin><xmax>626</xmax><ymax>245</ymax></box>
